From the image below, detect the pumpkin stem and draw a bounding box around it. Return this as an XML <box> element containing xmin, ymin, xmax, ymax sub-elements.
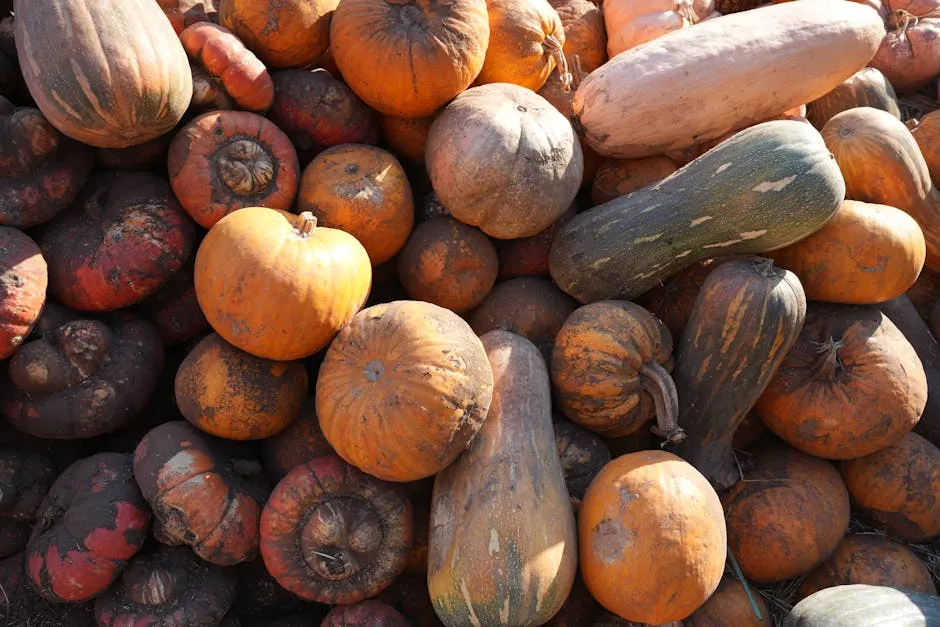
<box><xmin>676</xmin><ymin>0</ymin><xmax>698</xmax><ymax>25</ymax></box>
<box><xmin>543</xmin><ymin>35</ymin><xmax>573</xmax><ymax>92</ymax></box>
<box><xmin>812</xmin><ymin>337</ymin><xmax>845</xmax><ymax>382</ymax></box>
<box><xmin>297</xmin><ymin>211</ymin><xmax>318</xmax><ymax>237</ymax></box>
<box><xmin>640</xmin><ymin>362</ymin><xmax>686</xmax><ymax>446</ymax></box>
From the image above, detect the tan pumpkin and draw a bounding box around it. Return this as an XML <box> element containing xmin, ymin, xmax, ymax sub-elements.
<box><xmin>604</xmin><ymin>0</ymin><xmax>718</xmax><ymax>58</ymax></box>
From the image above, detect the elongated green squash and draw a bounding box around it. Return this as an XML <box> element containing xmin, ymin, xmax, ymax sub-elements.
<box><xmin>549</xmin><ymin>120</ymin><xmax>845</xmax><ymax>303</ymax></box>
<box><xmin>428</xmin><ymin>330</ymin><xmax>577</xmax><ymax>626</ymax></box>
<box><xmin>785</xmin><ymin>585</ymin><xmax>940</xmax><ymax>627</ymax></box>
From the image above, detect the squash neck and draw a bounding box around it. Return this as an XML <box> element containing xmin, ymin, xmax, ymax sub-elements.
<box><xmin>640</xmin><ymin>362</ymin><xmax>686</xmax><ymax>445</ymax></box>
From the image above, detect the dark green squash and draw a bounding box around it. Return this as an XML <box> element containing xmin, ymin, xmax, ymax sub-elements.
<box><xmin>549</xmin><ymin>120</ymin><xmax>845</xmax><ymax>303</ymax></box>
<box><xmin>806</xmin><ymin>67</ymin><xmax>901</xmax><ymax>130</ymax></box>
<box><xmin>784</xmin><ymin>584</ymin><xmax>940</xmax><ymax>627</ymax></box>
<box><xmin>669</xmin><ymin>258</ymin><xmax>807</xmax><ymax>490</ymax></box>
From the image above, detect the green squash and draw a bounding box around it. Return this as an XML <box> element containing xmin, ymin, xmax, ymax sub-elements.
<box><xmin>785</xmin><ymin>584</ymin><xmax>940</xmax><ymax>627</ymax></box>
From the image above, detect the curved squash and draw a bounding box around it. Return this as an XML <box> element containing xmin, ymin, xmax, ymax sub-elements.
<box><xmin>13</xmin><ymin>0</ymin><xmax>192</xmax><ymax>148</ymax></box>
<box><xmin>670</xmin><ymin>258</ymin><xmax>806</xmax><ymax>490</ymax></box>
<box><xmin>784</xmin><ymin>585</ymin><xmax>940</xmax><ymax>627</ymax></box>
<box><xmin>428</xmin><ymin>331</ymin><xmax>577</xmax><ymax>626</ymax></box>
<box><xmin>806</xmin><ymin>67</ymin><xmax>901</xmax><ymax>130</ymax></box>
<box><xmin>549</xmin><ymin>120</ymin><xmax>846</xmax><ymax>303</ymax></box>
<box><xmin>573</xmin><ymin>0</ymin><xmax>886</xmax><ymax>158</ymax></box>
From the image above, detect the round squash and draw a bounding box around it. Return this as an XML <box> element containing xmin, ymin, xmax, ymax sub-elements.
<box><xmin>722</xmin><ymin>443</ymin><xmax>851</xmax><ymax>583</ymax></box>
<box><xmin>755</xmin><ymin>303</ymin><xmax>927</xmax><ymax>460</ymax></box>
<box><xmin>0</xmin><ymin>227</ymin><xmax>45</xmax><ymax>360</ymax></box>
<box><xmin>579</xmin><ymin>450</ymin><xmax>726</xmax><ymax>624</ymax></box>
<box><xmin>806</xmin><ymin>67</ymin><xmax>901</xmax><ymax>129</ymax></box>
<box><xmin>768</xmin><ymin>200</ymin><xmax>926</xmax><ymax>305</ymax></box>
<box><xmin>13</xmin><ymin>0</ymin><xmax>192</xmax><ymax>148</ymax></box>
<box><xmin>839</xmin><ymin>432</ymin><xmax>940</xmax><ymax>542</ymax></box>
<box><xmin>380</xmin><ymin>114</ymin><xmax>437</xmax><ymax>165</ymax></box>
<box><xmin>194</xmin><ymin>207</ymin><xmax>372</xmax><ymax>361</ymax></box>
<box><xmin>330</xmin><ymin>0</ymin><xmax>489</xmax><ymax>118</ymax></box>
<box><xmin>296</xmin><ymin>144</ymin><xmax>414</xmax><ymax>266</ymax></box>
<box><xmin>910</xmin><ymin>108</ymin><xmax>940</xmax><ymax>186</ymax></box>
<box><xmin>869</xmin><ymin>0</ymin><xmax>940</xmax><ymax>94</ymax></box>
<box><xmin>495</xmin><ymin>204</ymin><xmax>578</xmax><ymax>279</ymax></box>
<box><xmin>426</xmin><ymin>83</ymin><xmax>583</xmax><ymax>240</ymax></box>
<box><xmin>591</xmin><ymin>156</ymin><xmax>678</xmax><ymax>206</ymax></box>
<box><xmin>685</xmin><ymin>576</ymin><xmax>771</xmax><ymax>626</ymax></box>
<box><xmin>549</xmin><ymin>0</ymin><xmax>607</xmax><ymax>74</ymax></box>
<box><xmin>316</xmin><ymin>300</ymin><xmax>494</xmax><ymax>482</ymax></box>
<box><xmin>784</xmin><ymin>584</ymin><xmax>940</xmax><ymax>627</ymax></box>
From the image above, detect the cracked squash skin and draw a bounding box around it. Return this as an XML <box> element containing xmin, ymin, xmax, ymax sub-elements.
<box><xmin>549</xmin><ymin>119</ymin><xmax>846</xmax><ymax>303</ymax></box>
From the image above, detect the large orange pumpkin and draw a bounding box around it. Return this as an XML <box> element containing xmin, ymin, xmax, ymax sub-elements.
<box><xmin>14</xmin><ymin>0</ymin><xmax>192</xmax><ymax>148</ymax></box>
<box><xmin>194</xmin><ymin>207</ymin><xmax>372</xmax><ymax>361</ymax></box>
<box><xmin>579</xmin><ymin>450</ymin><xmax>726</xmax><ymax>624</ymax></box>
<box><xmin>316</xmin><ymin>300</ymin><xmax>495</xmax><ymax>482</ymax></box>
<box><xmin>330</xmin><ymin>0</ymin><xmax>490</xmax><ymax>118</ymax></box>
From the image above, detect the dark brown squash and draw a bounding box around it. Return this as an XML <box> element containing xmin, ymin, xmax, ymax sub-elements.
<box><xmin>260</xmin><ymin>398</ymin><xmax>334</xmax><ymax>482</ymax></box>
<box><xmin>0</xmin><ymin>449</ymin><xmax>56</xmax><ymax>559</ymax></box>
<box><xmin>322</xmin><ymin>600</ymin><xmax>410</xmax><ymax>626</ymax></box>
<box><xmin>670</xmin><ymin>258</ymin><xmax>807</xmax><ymax>490</ymax></box>
<box><xmin>807</xmin><ymin>67</ymin><xmax>901</xmax><ymax>130</ymax></box>
<box><xmin>553</xmin><ymin>414</ymin><xmax>612</xmax><ymax>510</ymax></box>
<box><xmin>685</xmin><ymin>575</ymin><xmax>771</xmax><ymax>626</ymax></box>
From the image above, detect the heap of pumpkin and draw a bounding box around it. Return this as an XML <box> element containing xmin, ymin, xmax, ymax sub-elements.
<box><xmin>1</xmin><ymin>0</ymin><xmax>940</xmax><ymax>625</ymax></box>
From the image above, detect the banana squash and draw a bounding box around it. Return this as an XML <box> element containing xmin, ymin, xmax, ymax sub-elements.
<box><xmin>549</xmin><ymin>120</ymin><xmax>845</xmax><ymax>303</ymax></box>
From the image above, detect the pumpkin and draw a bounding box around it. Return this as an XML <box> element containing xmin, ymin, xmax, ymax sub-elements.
<box><xmin>806</xmin><ymin>67</ymin><xmax>901</xmax><ymax>129</ymax></box>
<box><xmin>579</xmin><ymin>450</ymin><xmax>726</xmax><ymax>624</ymax></box>
<box><xmin>429</xmin><ymin>331</ymin><xmax>577</xmax><ymax>626</ymax></box>
<box><xmin>822</xmin><ymin>107</ymin><xmax>940</xmax><ymax>272</ymax></box>
<box><xmin>260</xmin><ymin>399</ymin><xmax>335</xmax><ymax>482</ymax></box>
<box><xmin>158</xmin><ymin>0</ymin><xmax>219</xmax><ymax>34</ymax></box>
<box><xmin>396</xmin><ymin>217</ymin><xmax>498</xmax><ymax>313</ymax></box>
<box><xmin>330</xmin><ymin>0</ymin><xmax>489</xmax><ymax>118</ymax></box>
<box><xmin>426</xmin><ymin>83</ymin><xmax>583</xmax><ymax>239</ymax></box>
<box><xmin>175</xmin><ymin>332</ymin><xmax>308</xmax><ymax>441</ymax></box>
<box><xmin>476</xmin><ymin>0</ymin><xmax>569</xmax><ymax>92</ymax></box>
<box><xmin>865</xmin><ymin>0</ymin><xmax>940</xmax><ymax>94</ymax></box>
<box><xmin>553</xmin><ymin>415</ymin><xmax>612</xmax><ymax>510</ymax></box>
<box><xmin>230</xmin><ymin>557</ymin><xmax>315</xmax><ymax>623</ymax></box>
<box><xmin>140</xmin><ymin>261</ymin><xmax>210</xmax><ymax>346</ymax></box>
<box><xmin>839</xmin><ymin>432</ymin><xmax>940</xmax><ymax>542</ymax></box>
<box><xmin>95</xmin><ymin>545</ymin><xmax>237</xmax><ymax>626</ymax></box>
<box><xmin>910</xmin><ymin>109</ymin><xmax>940</xmax><ymax>186</ymax></box>
<box><xmin>0</xmin><ymin>227</ymin><xmax>45</xmax><ymax>360</ymax></box>
<box><xmin>134</xmin><ymin>421</ymin><xmax>266</xmax><ymax>566</ymax></box>
<box><xmin>604</xmin><ymin>0</ymin><xmax>717</xmax><ymax>57</ymax></box>
<box><xmin>495</xmin><ymin>204</ymin><xmax>578</xmax><ymax>279</ymax></box>
<box><xmin>13</xmin><ymin>0</ymin><xmax>192</xmax><ymax>148</ymax></box>
<box><xmin>379</xmin><ymin>574</ymin><xmax>444</xmax><ymax>626</ymax></box>
<box><xmin>316</xmin><ymin>300</ymin><xmax>494</xmax><ymax>482</ymax></box>
<box><xmin>26</xmin><ymin>453</ymin><xmax>150</xmax><ymax>602</ymax></box>
<box><xmin>95</xmin><ymin>134</ymin><xmax>173</xmax><ymax>173</ymax></box>
<box><xmin>469</xmin><ymin>276</ymin><xmax>578</xmax><ymax>361</ymax></box>
<box><xmin>0</xmin><ymin>101</ymin><xmax>93</xmax><ymax>228</ymax></box>
<box><xmin>549</xmin><ymin>0</ymin><xmax>607</xmax><ymax>73</ymax></box>
<box><xmin>380</xmin><ymin>113</ymin><xmax>437</xmax><ymax>165</ymax></box>
<box><xmin>297</xmin><ymin>144</ymin><xmax>414</xmax><ymax>266</ymax></box>
<box><xmin>550</xmin><ymin>120</ymin><xmax>846</xmax><ymax>303</ymax></box>
<box><xmin>685</xmin><ymin>576</ymin><xmax>771</xmax><ymax>626</ymax></box>
<box><xmin>756</xmin><ymin>303</ymin><xmax>927</xmax><ymax>460</ymax></box>
<box><xmin>671</xmin><ymin>258</ymin><xmax>807</xmax><ymax>490</ymax></box>
<box><xmin>769</xmin><ymin>200</ymin><xmax>926</xmax><ymax>304</ymax></box>
<box><xmin>3</xmin><ymin>306</ymin><xmax>165</xmax><ymax>440</ymax></box>
<box><xmin>551</xmin><ymin>300</ymin><xmax>684</xmax><ymax>440</ymax></box>
<box><xmin>784</xmin><ymin>584</ymin><xmax>940</xmax><ymax>627</ymax></box>
<box><xmin>733</xmin><ymin>410</ymin><xmax>768</xmax><ymax>450</ymax></box>
<box><xmin>180</xmin><ymin>22</ymin><xmax>274</xmax><ymax>113</ymax></box>
<box><xmin>402</xmin><ymin>480</ymin><xmax>432</xmax><ymax>575</ymax></box>
<box><xmin>537</xmin><ymin>70</ymin><xmax>604</xmax><ymax>188</ymax></box>
<box><xmin>218</xmin><ymin>0</ymin><xmax>337</xmax><ymax>69</ymax></box>
<box><xmin>0</xmin><ymin>449</ymin><xmax>56</xmax><ymax>558</ymax></box>
<box><xmin>268</xmin><ymin>69</ymin><xmax>380</xmax><ymax>165</ymax></box>
<box><xmin>194</xmin><ymin>207</ymin><xmax>372</xmax><ymax>361</ymax></box>
<box><xmin>591</xmin><ymin>156</ymin><xmax>677</xmax><ymax>206</ymax></box>
<box><xmin>573</xmin><ymin>1</ymin><xmax>885</xmax><ymax>158</ymax></box>
<box><xmin>168</xmin><ymin>110</ymin><xmax>300</xmax><ymax>229</ymax></box>
<box><xmin>798</xmin><ymin>534</ymin><xmax>936</xmax><ymax>599</ymax></box>
<box><xmin>905</xmin><ymin>269</ymin><xmax>940</xmax><ymax>321</ymax></box>
<box><xmin>722</xmin><ymin>443</ymin><xmax>851</xmax><ymax>583</ymax></box>
<box><xmin>260</xmin><ymin>454</ymin><xmax>413</xmax><ymax>604</ymax></box>
<box><xmin>322</xmin><ymin>600</ymin><xmax>410</xmax><ymax>626</ymax></box>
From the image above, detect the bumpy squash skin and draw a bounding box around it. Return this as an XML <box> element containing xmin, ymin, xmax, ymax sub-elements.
<box><xmin>670</xmin><ymin>258</ymin><xmax>807</xmax><ymax>490</ymax></box>
<box><xmin>550</xmin><ymin>120</ymin><xmax>846</xmax><ymax>303</ymax></box>
<box><xmin>428</xmin><ymin>331</ymin><xmax>577</xmax><ymax>627</ymax></box>
<box><xmin>806</xmin><ymin>67</ymin><xmax>901</xmax><ymax>130</ymax></box>
<box><xmin>13</xmin><ymin>0</ymin><xmax>193</xmax><ymax>148</ymax></box>
<box><xmin>784</xmin><ymin>584</ymin><xmax>940</xmax><ymax>627</ymax></box>
<box><xmin>822</xmin><ymin>106</ymin><xmax>940</xmax><ymax>272</ymax></box>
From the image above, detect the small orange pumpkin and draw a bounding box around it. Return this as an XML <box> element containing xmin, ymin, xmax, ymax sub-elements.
<box><xmin>604</xmin><ymin>0</ymin><xmax>718</xmax><ymax>57</ymax></box>
<box><xmin>194</xmin><ymin>207</ymin><xmax>372</xmax><ymax>361</ymax></box>
<box><xmin>549</xmin><ymin>0</ymin><xmax>607</xmax><ymax>73</ymax></box>
<box><xmin>380</xmin><ymin>114</ymin><xmax>438</xmax><ymax>165</ymax></box>
<box><xmin>685</xmin><ymin>576</ymin><xmax>771</xmax><ymax>626</ymax></box>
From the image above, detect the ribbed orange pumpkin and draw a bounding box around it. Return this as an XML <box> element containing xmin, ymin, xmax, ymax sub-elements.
<box><xmin>194</xmin><ymin>208</ymin><xmax>372</xmax><ymax>361</ymax></box>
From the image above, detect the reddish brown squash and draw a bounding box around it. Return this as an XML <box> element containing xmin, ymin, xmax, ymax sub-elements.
<box><xmin>548</xmin><ymin>0</ymin><xmax>607</xmax><ymax>73</ymax></box>
<box><xmin>158</xmin><ymin>0</ymin><xmax>219</xmax><ymax>34</ymax></box>
<box><xmin>495</xmin><ymin>205</ymin><xmax>578</xmax><ymax>279</ymax></box>
<box><xmin>380</xmin><ymin>114</ymin><xmax>437</xmax><ymax>165</ymax></box>
<box><xmin>322</xmin><ymin>600</ymin><xmax>410</xmax><ymax>626</ymax></box>
<box><xmin>806</xmin><ymin>67</ymin><xmax>901</xmax><ymax>129</ymax></box>
<box><xmin>866</xmin><ymin>0</ymin><xmax>940</xmax><ymax>94</ymax></box>
<box><xmin>685</xmin><ymin>576</ymin><xmax>771</xmax><ymax>626</ymax></box>
<box><xmin>590</xmin><ymin>156</ymin><xmax>677</xmax><ymax>206</ymax></box>
<box><xmin>822</xmin><ymin>107</ymin><xmax>940</xmax><ymax>273</ymax></box>
<box><xmin>604</xmin><ymin>0</ymin><xmax>717</xmax><ymax>57</ymax></box>
<box><xmin>429</xmin><ymin>331</ymin><xmax>577</xmax><ymax>626</ymax></box>
<box><xmin>0</xmin><ymin>227</ymin><xmax>45</xmax><ymax>359</ymax></box>
<box><xmin>768</xmin><ymin>200</ymin><xmax>926</xmax><ymax>304</ymax></box>
<box><xmin>260</xmin><ymin>399</ymin><xmax>335</xmax><ymax>481</ymax></box>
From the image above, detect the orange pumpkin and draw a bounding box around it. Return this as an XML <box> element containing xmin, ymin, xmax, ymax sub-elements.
<box><xmin>604</xmin><ymin>0</ymin><xmax>718</xmax><ymax>57</ymax></box>
<box><xmin>380</xmin><ymin>114</ymin><xmax>438</xmax><ymax>165</ymax></box>
<box><xmin>175</xmin><ymin>333</ymin><xmax>308</xmax><ymax>440</ymax></box>
<box><xmin>260</xmin><ymin>399</ymin><xmax>335</xmax><ymax>481</ymax></box>
<box><xmin>579</xmin><ymin>451</ymin><xmax>726</xmax><ymax>624</ymax></box>
<box><xmin>316</xmin><ymin>300</ymin><xmax>495</xmax><ymax>482</ymax></box>
<box><xmin>194</xmin><ymin>207</ymin><xmax>372</xmax><ymax>361</ymax></box>
<box><xmin>591</xmin><ymin>156</ymin><xmax>678</xmax><ymax>206</ymax></box>
<box><xmin>296</xmin><ymin>144</ymin><xmax>414</xmax><ymax>266</ymax></box>
<box><xmin>910</xmin><ymin>109</ymin><xmax>940</xmax><ymax>186</ymax></box>
<box><xmin>722</xmin><ymin>443</ymin><xmax>851</xmax><ymax>583</ymax></box>
<box><xmin>158</xmin><ymin>0</ymin><xmax>218</xmax><ymax>34</ymax></box>
<box><xmin>768</xmin><ymin>200</ymin><xmax>926</xmax><ymax>304</ymax></box>
<box><xmin>839</xmin><ymin>432</ymin><xmax>940</xmax><ymax>542</ymax></box>
<box><xmin>549</xmin><ymin>0</ymin><xmax>607</xmax><ymax>73</ymax></box>
<box><xmin>330</xmin><ymin>0</ymin><xmax>489</xmax><ymax>118</ymax></box>
<box><xmin>798</xmin><ymin>534</ymin><xmax>937</xmax><ymax>599</ymax></box>
<box><xmin>218</xmin><ymin>0</ymin><xmax>338</xmax><ymax>69</ymax></box>
<box><xmin>806</xmin><ymin>66</ymin><xmax>901</xmax><ymax>130</ymax></box>
<box><xmin>396</xmin><ymin>217</ymin><xmax>498</xmax><ymax>313</ymax></box>
<box><xmin>476</xmin><ymin>0</ymin><xmax>569</xmax><ymax>92</ymax></box>
<box><xmin>685</xmin><ymin>576</ymin><xmax>771</xmax><ymax>626</ymax></box>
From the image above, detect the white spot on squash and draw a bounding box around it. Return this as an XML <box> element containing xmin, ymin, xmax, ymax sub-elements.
<box><xmin>488</xmin><ymin>529</ymin><xmax>500</xmax><ymax>555</ymax></box>
<box><xmin>739</xmin><ymin>230</ymin><xmax>768</xmax><ymax>240</ymax></box>
<box><xmin>690</xmin><ymin>216</ymin><xmax>713</xmax><ymax>227</ymax></box>
<box><xmin>633</xmin><ymin>233</ymin><xmax>663</xmax><ymax>244</ymax></box>
<box><xmin>752</xmin><ymin>175</ymin><xmax>798</xmax><ymax>193</ymax></box>
<box><xmin>676</xmin><ymin>250</ymin><xmax>693</xmax><ymax>258</ymax></box>
<box><xmin>460</xmin><ymin>579</ymin><xmax>483</xmax><ymax>627</ymax></box>
<box><xmin>703</xmin><ymin>239</ymin><xmax>743</xmax><ymax>249</ymax></box>
<box><xmin>715</xmin><ymin>163</ymin><xmax>732</xmax><ymax>175</ymax></box>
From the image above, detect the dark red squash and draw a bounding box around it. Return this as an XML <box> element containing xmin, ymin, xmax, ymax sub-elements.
<box><xmin>321</xmin><ymin>600</ymin><xmax>410</xmax><ymax>626</ymax></box>
<box><xmin>0</xmin><ymin>449</ymin><xmax>56</xmax><ymax>559</ymax></box>
<box><xmin>158</xmin><ymin>0</ymin><xmax>220</xmax><ymax>34</ymax></box>
<box><xmin>495</xmin><ymin>204</ymin><xmax>578</xmax><ymax>279</ymax></box>
<box><xmin>685</xmin><ymin>575</ymin><xmax>771</xmax><ymax>626</ymax></box>
<box><xmin>138</xmin><ymin>260</ymin><xmax>210</xmax><ymax>346</ymax></box>
<box><xmin>260</xmin><ymin>398</ymin><xmax>335</xmax><ymax>482</ymax></box>
<box><xmin>26</xmin><ymin>452</ymin><xmax>151</xmax><ymax>603</ymax></box>
<box><xmin>0</xmin><ymin>225</ymin><xmax>46</xmax><ymax>360</ymax></box>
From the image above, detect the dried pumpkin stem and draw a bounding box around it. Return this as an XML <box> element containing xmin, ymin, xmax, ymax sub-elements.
<box><xmin>812</xmin><ymin>337</ymin><xmax>845</xmax><ymax>382</ymax></box>
<box><xmin>640</xmin><ymin>362</ymin><xmax>686</xmax><ymax>445</ymax></box>
<box><xmin>297</xmin><ymin>212</ymin><xmax>318</xmax><ymax>237</ymax></box>
<box><xmin>543</xmin><ymin>35</ymin><xmax>573</xmax><ymax>92</ymax></box>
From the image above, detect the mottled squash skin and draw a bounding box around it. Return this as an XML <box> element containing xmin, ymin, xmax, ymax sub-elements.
<box><xmin>784</xmin><ymin>584</ymin><xmax>940</xmax><ymax>627</ymax></box>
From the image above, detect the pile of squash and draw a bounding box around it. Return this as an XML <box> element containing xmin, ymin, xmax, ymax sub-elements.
<box><xmin>1</xmin><ymin>0</ymin><xmax>940</xmax><ymax>625</ymax></box>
